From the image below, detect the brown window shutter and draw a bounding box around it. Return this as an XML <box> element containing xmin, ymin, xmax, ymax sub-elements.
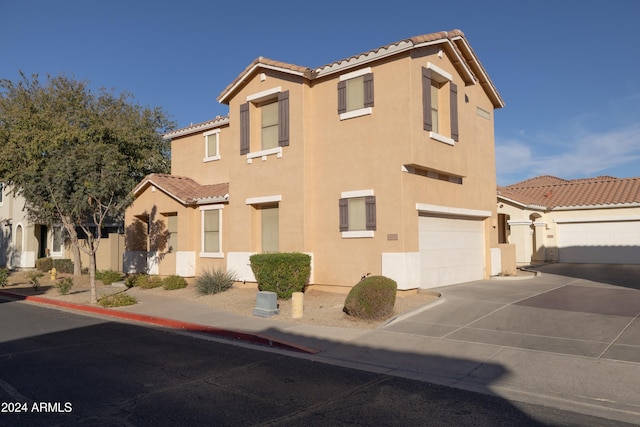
<box><xmin>339</xmin><ymin>198</ymin><xmax>348</xmax><ymax>232</ymax></box>
<box><xmin>365</xmin><ymin>196</ymin><xmax>376</xmax><ymax>231</ymax></box>
<box><xmin>422</xmin><ymin>67</ymin><xmax>432</xmax><ymax>131</ymax></box>
<box><xmin>240</xmin><ymin>102</ymin><xmax>250</xmax><ymax>155</ymax></box>
<box><xmin>338</xmin><ymin>80</ymin><xmax>347</xmax><ymax>114</ymax></box>
<box><xmin>364</xmin><ymin>73</ymin><xmax>374</xmax><ymax>108</ymax></box>
<box><xmin>278</xmin><ymin>91</ymin><xmax>289</xmax><ymax>147</ymax></box>
<box><xmin>450</xmin><ymin>82</ymin><xmax>459</xmax><ymax>141</ymax></box>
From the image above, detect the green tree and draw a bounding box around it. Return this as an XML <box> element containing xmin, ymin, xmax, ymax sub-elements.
<box><xmin>0</xmin><ymin>72</ymin><xmax>174</xmax><ymax>303</ymax></box>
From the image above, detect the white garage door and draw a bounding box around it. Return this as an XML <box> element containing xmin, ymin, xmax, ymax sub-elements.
<box><xmin>557</xmin><ymin>221</ymin><xmax>640</xmax><ymax>264</ymax></box>
<box><xmin>419</xmin><ymin>214</ymin><xmax>485</xmax><ymax>288</ymax></box>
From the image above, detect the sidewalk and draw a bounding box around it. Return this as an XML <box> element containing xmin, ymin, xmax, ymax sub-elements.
<box><xmin>2</xmin><ymin>266</ymin><xmax>640</xmax><ymax>424</ymax></box>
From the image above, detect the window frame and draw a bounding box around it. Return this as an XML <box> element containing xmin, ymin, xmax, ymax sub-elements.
<box><xmin>339</xmin><ymin>189</ymin><xmax>376</xmax><ymax>238</ymax></box>
<box><xmin>240</xmin><ymin>88</ymin><xmax>289</xmax><ymax>161</ymax></box>
<box><xmin>422</xmin><ymin>62</ymin><xmax>459</xmax><ymax>145</ymax></box>
<box><xmin>199</xmin><ymin>205</ymin><xmax>224</xmax><ymax>258</ymax></box>
<box><xmin>203</xmin><ymin>129</ymin><xmax>220</xmax><ymax>162</ymax></box>
<box><xmin>51</xmin><ymin>225</ymin><xmax>63</xmax><ymax>256</ymax></box>
<box><xmin>338</xmin><ymin>67</ymin><xmax>374</xmax><ymax>121</ymax></box>
<box><xmin>165</xmin><ymin>213</ymin><xmax>178</xmax><ymax>253</ymax></box>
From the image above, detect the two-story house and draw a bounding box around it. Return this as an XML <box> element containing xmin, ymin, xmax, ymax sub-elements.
<box><xmin>124</xmin><ymin>29</ymin><xmax>506</xmax><ymax>291</ymax></box>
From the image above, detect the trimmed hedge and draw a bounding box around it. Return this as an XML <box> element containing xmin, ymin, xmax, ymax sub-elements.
<box><xmin>36</xmin><ymin>258</ymin><xmax>74</xmax><ymax>274</ymax></box>
<box><xmin>250</xmin><ymin>252</ymin><xmax>311</xmax><ymax>300</ymax></box>
<box><xmin>343</xmin><ymin>275</ymin><xmax>397</xmax><ymax>320</ymax></box>
<box><xmin>162</xmin><ymin>275</ymin><xmax>188</xmax><ymax>290</ymax></box>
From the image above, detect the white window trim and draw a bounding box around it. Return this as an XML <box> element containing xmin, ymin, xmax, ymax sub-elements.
<box><xmin>341</xmin><ymin>189</ymin><xmax>375</xmax><ymax>238</ymax></box>
<box><xmin>341</xmin><ymin>189</ymin><xmax>374</xmax><ymax>198</ymax></box>
<box><xmin>50</xmin><ymin>226</ymin><xmax>64</xmax><ymax>257</ymax></box>
<box><xmin>246</xmin><ymin>146</ymin><xmax>282</xmax><ymax>163</ymax></box>
<box><xmin>339</xmin><ymin>67</ymin><xmax>372</xmax><ymax>82</ymax></box>
<box><xmin>246</xmin><ymin>86</ymin><xmax>282</xmax><ymax>103</ymax></box>
<box><xmin>203</xmin><ymin>129</ymin><xmax>220</xmax><ymax>162</ymax></box>
<box><xmin>339</xmin><ymin>67</ymin><xmax>373</xmax><ymax>121</ymax></box>
<box><xmin>429</xmin><ymin>131</ymin><xmax>455</xmax><ymax>146</ymax></box>
<box><xmin>342</xmin><ymin>230</ymin><xmax>375</xmax><ymax>239</ymax></box>
<box><xmin>199</xmin><ymin>204</ymin><xmax>224</xmax><ymax>258</ymax></box>
<box><xmin>426</xmin><ymin>62</ymin><xmax>456</xmax><ymax>145</ymax></box>
<box><xmin>246</xmin><ymin>195</ymin><xmax>282</xmax><ymax>205</ymax></box>
<box><xmin>340</xmin><ymin>107</ymin><xmax>372</xmax><ymax>121</ymax></box>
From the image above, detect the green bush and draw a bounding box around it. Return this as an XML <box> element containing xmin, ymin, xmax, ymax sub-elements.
<box><xmin>35</xmin><ymin>258</ymin><xmax>74</xmax><ymax>274</ymax></box>
<box><xmin>96</xmin><ymin>270</ymin><xmax>123</xmax><ymax>286</ymax></box>
<box><xmin>343</xmin><ymin>275</ymin><xmax>397</xmax><ymax>320</ymax></box>
<box><xmin>56</xmin><ymin>277</ymin><xmax>73</xmax><ymax>295</ymax></box>
<box><xmin>124</xmin><ymin>273</ymin><xmax>145</xmax><ymax>288</ymax></box>
<box><xmin>26</xmin><ymin>271</ymin><xmax>45</xmax><ymax>290</ymax></box>
<box><xmin>36</xmin><ymin>257</ymin><xmax>53</xmax><ymax>272</ymax></box>
<box><xmin>196</xmin><ymin>267</ymin><xmax>236</xmax><ymax>295</ymax></box>
<box><xmin>250</xmin><ymin>253</ymin><xmax>311</xmax><ymax>300</ymax></box>
<box><xmin>98</xmin><ymin>293</ymin><xmax>137</xmax><ymax>308</ymax></box>
<box><xmin>162</xmin><ymin>275</ymin><xmax>188</xmax><ymax>290</ymax></box>
<box><xmin>0</xmin><ymin>268</ymin><xmax>9</xmax><ymax>287</ymax></box>
<box><xmin>133</xmin><ymin>274</ymin><xmax>163</xmax><ymax>289</ymax></box>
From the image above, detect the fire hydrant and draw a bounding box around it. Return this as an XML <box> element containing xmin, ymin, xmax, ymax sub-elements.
<box><xmin>50</xmin><ymin>267</ymin><xmax>57</xmax><ymax>281</ymax></box>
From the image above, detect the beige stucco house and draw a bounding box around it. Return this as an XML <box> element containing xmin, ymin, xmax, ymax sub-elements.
<box><xmin>124</xmin><ymin>29</ymin><xmax>507</xmax><ymax>290</ymax></box>
<box><xmin>498</xmin><ymin>175</ymin><xmax>640</xmax><ymax>265</ymax></box>
<box><xmin>0</xmin><ymin>185</ymin><xmax>124</xmax><ymax>272</ymax></box>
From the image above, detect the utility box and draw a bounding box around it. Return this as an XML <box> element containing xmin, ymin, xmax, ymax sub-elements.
<box><xmin>253</xmin><ymin>291</ymin><xmax>279</xmax><ymax>317</ymax></box>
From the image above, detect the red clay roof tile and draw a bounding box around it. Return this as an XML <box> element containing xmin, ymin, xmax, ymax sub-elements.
<box><xmin>134</xmin><ymin>174</ymin><xmax>229</xmax><ymax>205</ymax></box>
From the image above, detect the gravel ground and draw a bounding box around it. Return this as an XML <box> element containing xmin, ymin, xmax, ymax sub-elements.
<box><xmin>2</xmin><ymin>270</ymin><xmax>439</xmax><ymax>330</ymax></box>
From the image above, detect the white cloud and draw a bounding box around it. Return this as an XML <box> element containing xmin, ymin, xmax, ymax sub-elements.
<box><xmin>496</xmin><ymin>123</ymin><xmax>640</xmax><ymax>185</ymax></box>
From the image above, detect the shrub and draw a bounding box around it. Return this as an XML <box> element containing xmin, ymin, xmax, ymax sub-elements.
<box><xmin>162</xmin><ymin>275</ymin><xmax>188</xmax><ymax>290</ymax></box>
<box><xmin>98</xmin><ymin>293</ymin><xmax>137</xmax><ymax>308</ymax></box>
<box><xmin>0</xmin><ymin>268</ymin><xmax>9</xmax><ymax>287</ymax></box>
<box><xmin>27</xmin><ymin>271</ymin><xmax>45</xmax><ymax>290</ymax></box>
<box><xmin>343</xmin><ymin>275</ymin><xmax>397</xmax><ymax>320</ymax></box>
<box><xmin>134</xmin><ymin>275</ymin><xmax>163</xmax><ymax>289</ymax></box>
<box><xmin>36</xmin><ymin>257</ymin><xmax>53</xmax><ymax>272</ymax></box>
<box><xmin>35</xmin><ymin>258</ymin><xmax>74</xmax><ymax>274</ymax></box>
<box><xmin>56</xmin><ymin>277</ymin><xmax>73</xmax><ymax>295</ymax></box>
<box><xmin>250</xmin><ymin>253</ymin><xmax>311</xmax><ymax>300</ymax></box>
<box><xmin>96</xmin><ymin>270</ymin><xmax>123</xmax><ymax>286</ymax></box>
<box><xmin>53</xmin><ymin>259</ymin><xmax>74</xmax><ymax>274</ymax></box>
<box><xmin>124</xmin><ymin>273</ymin><xmax>145</xmax><ymax>288</ymax></box>
<box><xmin>196</xmin><ymin>267</ymin><xmax>236</xmax><ymax>295</ymax></box>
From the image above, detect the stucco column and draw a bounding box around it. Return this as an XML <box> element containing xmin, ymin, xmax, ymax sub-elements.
<box><xmin>532</xmin><ymin>222</ymin><xmax>547</xmax><ymax>263</ymax></box>
<box><xmin>507</xmin><ymin>220</ymin><xmax>533</xmax><ymax>265</ymax></box>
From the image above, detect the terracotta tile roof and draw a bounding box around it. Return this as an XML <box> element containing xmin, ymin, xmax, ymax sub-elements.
<box><xmin>498</xmin><ymin>175</ymin><xmax>640</xmax><ymax>209</ymax></box>
<box><xmin>163</xmin><ymin>115</ymin><xmax>229</xmax><ymax>139</ymax></box>
<box><xmin>134</xmin><ymin>174</ymin><xmax>229</xmax><ymax>205</ymax></box>
<box><xmin>217</xmin><ymin>29</ymin><xmax>504</xmax><ymax>108</ymax></box>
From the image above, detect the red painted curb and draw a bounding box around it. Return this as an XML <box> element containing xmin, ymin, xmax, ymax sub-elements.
<box><xmin>0</xmin><ymin>290</ymin><xmax>319</xmax><ymax>354</ymax></box>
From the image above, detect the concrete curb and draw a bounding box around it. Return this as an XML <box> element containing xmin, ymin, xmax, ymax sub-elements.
<box><xmin>0</xmin><ymin>290</ymin><xmax>319</xmax><ymax>355</ymax></box>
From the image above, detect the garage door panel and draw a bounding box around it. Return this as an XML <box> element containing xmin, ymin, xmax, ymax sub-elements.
<box><xmin>558</xmin><ymin>221</ymin><xmax>640</xmax><ymax>264</ymax></box>
<box><xmin>419</xmin><ymin>215</ymin><xmax>485</xmax><ymax>288</ymax></box>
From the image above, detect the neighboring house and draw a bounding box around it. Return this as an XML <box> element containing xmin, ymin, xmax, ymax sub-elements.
<box><xmin>124</xmin><ymin>29</ymin><xmax>507</xmax><ymax>290</ymax></box>
<box><xmin>497</xmin><ymin>175</ymin><xmax>640</xmax><ymax>265</ymax></box>
<box><xmin>0</xmin><ymin>184</ymin><xmax>124</xmax><ymax>271</ymax></box>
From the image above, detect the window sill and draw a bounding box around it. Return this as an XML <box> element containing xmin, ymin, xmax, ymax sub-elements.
<box><xmin>247</xmin><ymin>146</ymin><xmax>282</xmax><ymax>163</ymax></box>
<box><xmin>429</xmin><ymin>132</ymin><xmax>455</xmax><ymax>146</ymax></box>
<box><xmin>340</xmin><ymin>107</ymin><xmax>372</xmax><ymax>121</ymax></box>
<box><xmin>203</xmin><ymin>155</ymin><xmax>220</xmax><ymax>162</ymax></box>
<box><xmin>199</xmin><ymin>252</ymin><xmax>224</xmax><ymax>258</ymax></box>
<box><xmin>341</xmin><ymin>230</ymin><xmax>375</xmax><ymax>239</ymax></box>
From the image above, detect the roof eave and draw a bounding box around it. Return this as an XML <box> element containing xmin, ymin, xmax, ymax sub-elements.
<box><xmin>552</xmin><ymin>202</ymin><xmax>640</xmax><ymax>211</ymax></box>
<box><xmin>163</xmin><ymin>116</ymin><xmax>230</xmax><ymax>140</ymax></box>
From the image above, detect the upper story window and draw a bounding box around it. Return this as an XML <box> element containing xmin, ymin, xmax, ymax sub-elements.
<box><xmin>203</xmin><ymin>129</ymin><xmax>220</xmax><ymax>162</ymax></box>
<box><xmin>422</xmin><ymin>62</ymin><xmax>459</xmax><ymax>145</ymax></box>
<box><xmin>338</xmin><ymin>67</ymin><xmax>374</xmax><ymax>121</ymax></box>
<box><xmin>339</xmin><ymin>190</ymin><xmax>376</xmax><ymax>238</ymax></box>
<box><xmin>240</xmin><ymin>88</ymin><xmax>289</xmax><ymax>161</ymax></box>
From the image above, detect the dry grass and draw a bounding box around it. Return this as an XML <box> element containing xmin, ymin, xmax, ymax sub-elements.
<box><xmin>1</xmin><ymin>270</ymin><xmax>439</xmax><ymax>330</ymax></box>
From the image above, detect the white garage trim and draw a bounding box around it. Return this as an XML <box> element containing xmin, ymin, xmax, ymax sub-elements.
<box><xmin>416</xmin><ymin>203</ymin><xmax>491</xmax><ymax>218</ymax></box>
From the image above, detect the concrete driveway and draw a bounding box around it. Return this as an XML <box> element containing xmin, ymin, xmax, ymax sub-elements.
<box><xmin>382</xmin><ymin>264</ymin><xmax>640</xmax><ymax>364</ymax></box>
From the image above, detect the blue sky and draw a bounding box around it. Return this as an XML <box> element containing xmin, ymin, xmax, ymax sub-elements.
<box><xmin>2</xmin><ymin>0</ymin><xmax>639</xmax><ymax>185</ymax></box>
